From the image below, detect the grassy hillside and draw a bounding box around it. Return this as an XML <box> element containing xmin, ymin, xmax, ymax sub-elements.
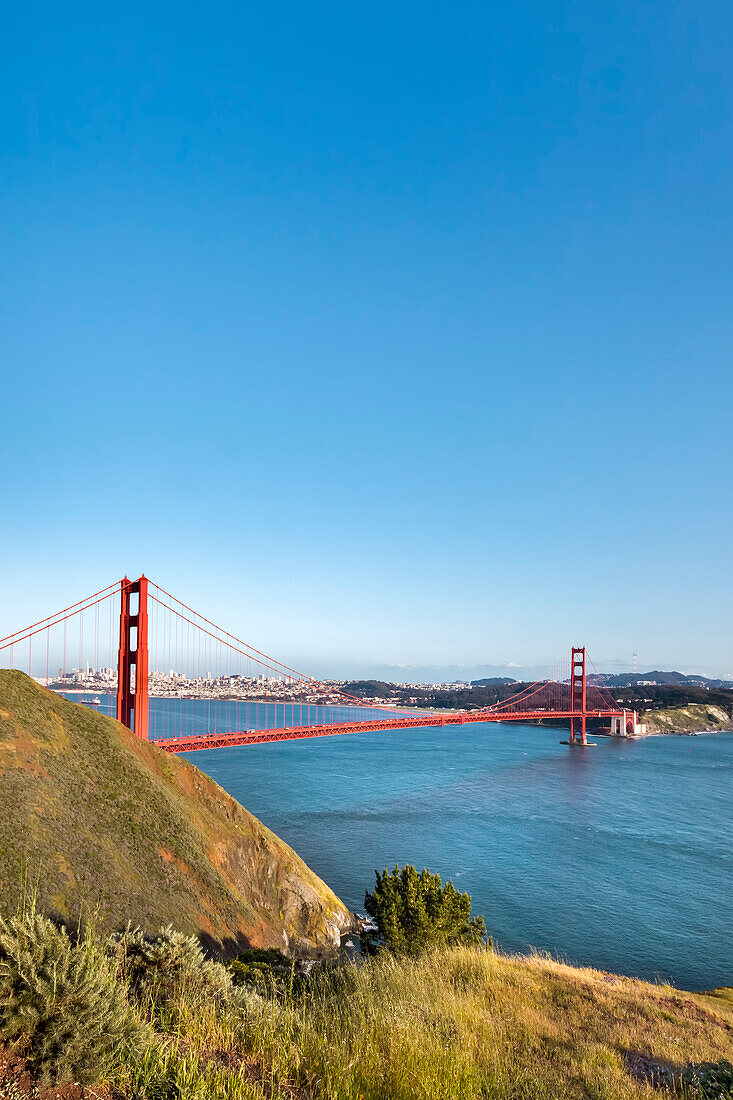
<box><xmin>0</xmin><ymin>670</ymin><xmax>350</xmax><ymax>952</ymax></box>
<box><xmin>253</xmin><ymin>950</ymin><xmax>733</xmax><ymax>1099</ymax></box>
<box><xmin>4</xmin><ymin>936</ymin><xmax>733</xmax><ymax>1099</ymax></box>
<box><xmin>644</xmin><ymin>703</ymin><xmax>733</xmax><ymax>735</ymax></box>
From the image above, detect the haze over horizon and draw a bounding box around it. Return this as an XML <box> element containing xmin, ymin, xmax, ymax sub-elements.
<box><xmin>301</xmin><ymin>659</ymin><xmax>733</xmax><ymax>685</ymax></box>
<box><xmin>2</xmin><ymin>1</ymin><xmax>732</xmax><ymax>676</ymax></box>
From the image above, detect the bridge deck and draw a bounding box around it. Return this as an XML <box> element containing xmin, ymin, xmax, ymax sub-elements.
<box><xmin>151</xmin><ymin>708</ymin><xmax>624</xmax><ymax>753</ymax></box>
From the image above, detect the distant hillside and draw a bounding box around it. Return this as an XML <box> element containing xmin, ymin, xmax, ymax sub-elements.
<box><xmin>0</xmin><ymin>671</ymin><xmax>350</xmax><ymax>952</ymax></box>
<box><xmin>643</xmin><ymin>703</ymin><xmax>733</xmax><ymax>734</ymax></box>
<box><xmin>595</xmin><ymin>670</ymin><xmax>733</xmax><ymax>688</ymax></box>
<box><xmin>341</xmin><ymin>679</ymin><xmax>394</xmax><ymax>699</ymax></box>
<box><xmin>470</xmin><ymin>677</ymin><xmax>518</xmax><ymax>687</ymax></box>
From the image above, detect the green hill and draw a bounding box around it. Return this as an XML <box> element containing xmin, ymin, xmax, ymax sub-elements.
<box><xmin>644</xmin><ymin>702</ymin><xmax>733</xmax><ymax>734</ymax></box>
<box><xmin>0</xmin><ymin>670</ymin><xmax>350</xmax><ymax>952</ymax></box>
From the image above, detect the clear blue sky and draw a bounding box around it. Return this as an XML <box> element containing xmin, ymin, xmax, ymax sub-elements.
<box><xmin>2</xmin><ymin>1</ymin><xmax>732</xmax><ymax>679</ymax></box>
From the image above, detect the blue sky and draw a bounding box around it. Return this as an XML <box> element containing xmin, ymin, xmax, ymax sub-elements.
<box><xmin>2</xmin><ymin>1</ymin><xmax>732</xmax><ymax>679</ymax></box>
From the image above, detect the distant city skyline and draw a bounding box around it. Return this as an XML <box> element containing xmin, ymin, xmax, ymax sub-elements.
<box><xmin>19</xmin><ymin>651</ymin><xmax>733</xmax><ymax>688</ymax></box>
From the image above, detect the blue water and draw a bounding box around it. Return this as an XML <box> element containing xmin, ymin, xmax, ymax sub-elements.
<box><xmin>86</xmin><ymin>696</ymin><xmax>732</xmax><ymax>989</ymax></box>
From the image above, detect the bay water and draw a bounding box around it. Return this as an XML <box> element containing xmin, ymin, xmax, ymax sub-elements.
<box><xmin>90</xmin><ymin>696</ymin><xmax>732</xmax><ymax>989</ymax></box>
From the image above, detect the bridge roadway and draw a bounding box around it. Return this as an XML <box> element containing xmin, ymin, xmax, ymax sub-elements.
<box><xmin>151</xmin><ymin>708</ymin><xmax>623</xmax><ymax>753</ymax></box>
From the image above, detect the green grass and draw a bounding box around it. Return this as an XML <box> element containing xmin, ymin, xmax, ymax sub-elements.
<box><xmin>109</xmin><ymin>945</ymin><xmax>733</xmax><ymax>1100</ymax></box>
<box><xmin>4</xmin><ymin>927</ymin><xmax>732</xmax><ymax>1097</ymax></box>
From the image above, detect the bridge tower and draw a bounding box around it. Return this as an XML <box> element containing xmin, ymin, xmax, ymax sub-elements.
<box><xmin>569</xmin><ymin>646</ymin><xmax>587</xmax><ymax>745</ymax></box>
<box><xmin>116</xmin><ymin>575</ymin><xmax>149</xmax><ymax>740</ymax></box>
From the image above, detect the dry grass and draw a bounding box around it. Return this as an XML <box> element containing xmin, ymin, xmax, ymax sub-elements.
<box><xmin>120</xmin><ymin>946</ymin><xmax>733</xmax><ymax>1099</ymax></box>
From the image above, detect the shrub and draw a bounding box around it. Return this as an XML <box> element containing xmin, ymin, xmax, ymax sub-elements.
<box><xmin>109</xmin><ymin>924</ymin><xmax>233</xmax><ymax>1009</ymax></box>
<box><xmin>226</xmin><ymin>947</ymin><xmax>296</xmax><ymax>995</ymax></box>
<box><xmin>680</xmin><ymin>1060</ymin><xmax>733</xmax><ymax>1099</ymax></box>
<box><xmin>108</xmin><ymin>923</ymin><xmax>268</xmax><ymax>1034</ymax></box>
<box><xmin>363</xmin><ymin>865</ymin><xmax>487</xmax><ymax>956</ymax></box>
<box><xmin>0</xmin><ymin>910</ymin><xmax>147</xmax><ymax>1085</ymax></box>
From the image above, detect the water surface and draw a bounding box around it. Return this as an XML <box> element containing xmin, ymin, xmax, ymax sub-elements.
<box><xmin>88</xmin><ymin>695</ymin><xmax>733</xmax><ymax>989</ymax></box>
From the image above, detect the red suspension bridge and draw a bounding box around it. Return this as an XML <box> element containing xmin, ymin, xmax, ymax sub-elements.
<box><xmin>0</xmin><ymin>575</ymin><xmax>641</xmax><ymax>750</ymax></box>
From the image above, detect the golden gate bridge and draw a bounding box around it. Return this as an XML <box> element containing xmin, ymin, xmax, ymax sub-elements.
<box><xmin>0</xmin><ymin>575</ymin><xmax>641</xmax><ymax>750</ymax></box>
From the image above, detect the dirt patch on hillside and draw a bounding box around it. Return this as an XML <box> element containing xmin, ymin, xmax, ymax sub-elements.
<box><xmin>0</xmin><ymin>1045</ymin><xmax>115</xmax><ymax>1100</ymax></box>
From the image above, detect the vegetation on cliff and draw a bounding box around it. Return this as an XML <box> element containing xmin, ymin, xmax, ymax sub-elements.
<box><xmin>643</xmin><ymin>703</ymin><xmax>733</xmax><ymax>735</ymax></box>
<box><xmin>0</xmin><ymin>670</ymin><xmax>349</xmax><ymax>952</ymax></box>
<box><xmin>1</xmin><ymin>903</ymin><xmax>732</xmax><ymax>1099</ymax></box>
<box><xmin>362</xmin><ymin>864</ymin><xmax>487</xmax><ymax>956</ymax></box>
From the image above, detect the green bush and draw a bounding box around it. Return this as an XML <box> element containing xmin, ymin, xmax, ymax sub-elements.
<box><xmin>0</xmin><ymin>910</ymin><xmax>147</xmax><ymax>1085</ymax></box>
<box><xmin>680</xmin><ymin>1060</ymin><xmax>733</xmax><ymax>1099</ymax></box>
<box><xmin>226</xmin><ymin>946</ymin><xmax>311</xmax><ymax>998</ymax></box>
<box><xmin>108</xmin><ymin>923</ymin><xmax>268</xmax><ymax>1035</ymax></box>
<box><xmin>363</xmin><ymin>865</ymin><xmax>487</xmax><ymax>956</ymax></box>
<box><xmin>109</xmin><ymin>924</ymin><xmax>233</xmax><ymax>1008</ymax></box>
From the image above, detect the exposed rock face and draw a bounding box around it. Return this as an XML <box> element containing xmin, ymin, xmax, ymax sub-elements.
<box><xmin>0</xmin><ymin>671</ymin><xmax>351</xmax><ymax>953</ymax></box>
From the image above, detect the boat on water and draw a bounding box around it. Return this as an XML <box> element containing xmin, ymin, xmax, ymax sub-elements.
<box><xmin>81</xmin><ymin>696</ymin><xmax>102</xmax><ymax>706</ymax></box>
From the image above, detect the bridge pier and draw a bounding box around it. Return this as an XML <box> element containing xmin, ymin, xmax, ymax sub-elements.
<box><xmin>568</xmin><ymin>714</ymin><xmax>587</xmax><ymax>745</ymax></box>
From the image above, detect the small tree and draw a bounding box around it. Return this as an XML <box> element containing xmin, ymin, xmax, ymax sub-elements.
<box><xmin>362</xmin><ymin>865</ymin><xmax>487</xmax><ymax>956</ymax></box>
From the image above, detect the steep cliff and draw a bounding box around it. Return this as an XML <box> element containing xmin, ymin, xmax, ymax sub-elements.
<box><xmin>0</xmin><ymin>671</ymin><xmax>351</xmax><ymax>952</ymax></box>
